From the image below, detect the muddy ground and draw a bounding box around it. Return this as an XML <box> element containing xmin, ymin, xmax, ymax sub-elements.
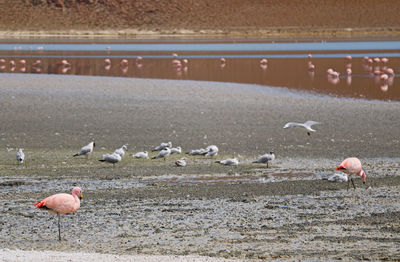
<box><xmin>1</xmin><ymin>1</ymin><xmax>400</xmax><ymax>37</ymax></box>
<box><xmin>0</xmin><ymin>74</ymin><xmax>399</xmax><ymax>260</ymax></box>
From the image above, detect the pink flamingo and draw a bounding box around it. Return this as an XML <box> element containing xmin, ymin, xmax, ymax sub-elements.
<box><xmin>120</xmin><ymin>59</ymin><xmax>128</xmax><ymax>67</ymax></box>
<box><xmin>384</xmin><ymin>68</ymin><xmax>395</xmax><ymax>77</ymax></box>
<box><xmin>336</xmin><ymin>157</ymin><xmax>366</xmax><ymax>190</ymax></box>
<box><xmin>220</xmin><ymin>57</ymin><xmax>226</xmax><ymax>69</ymax></box>
<box><xmin>32</xmin><ymin>59</ymin><xmax>42</xmax><ymax>67</ymax></box>
<box><xmin>104</xmin><ymin>58</ymin><xmax>111</xmax><ymax>65</ymax></box>
<box><xmin>60</xmin><ymin>59</ymin><xmax>70</xmax><ymax>66</ymax></box>
<box><xmin>172</xmin><ymin>59</ymin><xmax>181</xmax><ymax>66</ymax></box>
<box><xmin>308</xmin><ymin>61</ymin><xmax>315</xmax><ymax>71</ymax></box>
<box><xmin>260</xmin><ymin>58</ymin><xmax>268</xmax><ymax>65</ymax></box>
<box><xmin>35</xmin><ymin>187</ymin><xmax>83</xmax><ymax>241</ymax></box>
<box><xmin>373</xmin><ymin>57</ymin><xmax>381</xmax><ymax>63</ymax></box>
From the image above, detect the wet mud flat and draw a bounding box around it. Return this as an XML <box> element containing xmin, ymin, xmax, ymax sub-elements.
<box><xmin>0</xmin><ymin>74</ymin><xmax>400</xmax><ymax>260</ymax></box>
<box><xmin>1</xmin><ymin>156</ymin><xmax>400</xmax><ymax>261</ymax></box>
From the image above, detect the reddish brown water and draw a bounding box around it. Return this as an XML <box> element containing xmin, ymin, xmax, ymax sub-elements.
<box><xmin>0</xmin><ymin>39</ymin><xmax>399</xmax><ymax>101</ymax></box>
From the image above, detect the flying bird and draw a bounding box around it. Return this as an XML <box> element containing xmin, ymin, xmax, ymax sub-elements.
<box><xmin>283</xmin><ymin>121</ymin><xmax>320</xmax><ymax>136</ymax></box>
<box><xmin>34</xmin><ymin>187</ymin><xmax>83</xmax><ymax>241</ymax></box>
<box><xmin>16</xmin><ymin>148</ymin><xmax>25</xmax><ymax>164</ymax></box>
<box><xmin>253</xmin><ymin>151</ymin><xmax>275</xmax><ymax>167</ymax></box>
<box><xmin>152</xmin><ymin>147</ymin><xmax>171</xmax><ymax>161</ymax></box>
<box><xmin>336</xmin><ymin>157</ymin><xmax>366</xmax><ymax>190</ymax></box>
<box><xmin>114</xmin><ymin>144</ymin><xmax>128</xmax><ymax>157</ymax></box>
<box><xmin>215</xmin><ymin>158</ymin><xmax>239</xmax><ymax>166</ymax></box>
<box><xmin>152</xmin><ymin>141</ymin><xmax>172</xmax><ymax>152</ymax></box>
<box><xmin>73</xmin><ymin>142</ymin><xmax>95</xmax><ymax>158</ymax></box>
<box><xmin>133</xmin><ymin>151</ymin><xmax>149</xmax><ymax>159</ymax></box>
<box><xmin>99</xmin><ymin>152</ymin><xmax>121</xmax><ymax>166</ymax></box>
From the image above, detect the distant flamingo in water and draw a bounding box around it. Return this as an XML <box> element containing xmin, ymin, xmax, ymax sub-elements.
<box><xmin>120</xmin><ymin>59</ymin><xmax>128</xmax><ymax>67</ymax></box>
<box><xmin>336</xmin><ymin>157</ymin><xmax>367</xmax><ymax>190</ymax></box>
<box><xmin>35</xmin><ymin>187</ymin><xmax>83</xmax><ymax>241</ymax></box>
<box><xmin>260</xmin><ymin>58</ymin><xmax>268</xmax><ymax>65</ymax></box>
<box><xmin>308</xmin><ymin>61</ymin><xmax>315</xmax><ymax>71</ymax></box>
<box><xmin>57</xmin><ymin>59</ymin><xmax>71</xmax><ymax>66</ymax></box>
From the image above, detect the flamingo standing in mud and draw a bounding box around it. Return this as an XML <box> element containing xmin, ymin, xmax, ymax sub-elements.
<box><xmin>336</xmin><ymin>157</ymin><xmax>367</xmax><ymax>190</ymax></box>
<box><xmin>34</xmin><ymin>187</ymin><xmax>83</xmax><ymax>241</ymax></box>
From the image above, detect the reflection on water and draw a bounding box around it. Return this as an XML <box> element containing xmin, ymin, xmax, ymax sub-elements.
<box><xmin>0</xmin><ymin>40</ymin><xmax>399</xmax><ymax>101</ymax></box>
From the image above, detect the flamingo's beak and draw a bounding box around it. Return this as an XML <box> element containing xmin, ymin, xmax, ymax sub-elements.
<box><xmin>79</xmin><ymin>193</ymin><xmax>83</xmax><ymax>199</ymax></box>
<box><xmin>361</xmin><ymin>172</ymin><xmax>367</xmax><ymax>184</ymax></box>
<box><xmin>336</xmin><ymin>165</ymin><xmax>345</xmax><ymax>170</ymax></box>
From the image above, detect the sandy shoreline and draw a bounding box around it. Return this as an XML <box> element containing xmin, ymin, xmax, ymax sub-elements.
<box><xmin>0</xmin><ymin>74</ymin><xmax>399</xmax><ymax>261</ymax></box>
<box><xmin>0</xmin><ymin>250</ymin><xmax>236</xmax><ymax>262</ymax></box>
<box><xmin>1</xmin><ymin>27</ymin><xmax>400</xmax><ymax>39</ymax></box>
<box><xmin>1</xmin><ymin>74</ymin><xmax>399</xmax><ymax>158</ymax></box>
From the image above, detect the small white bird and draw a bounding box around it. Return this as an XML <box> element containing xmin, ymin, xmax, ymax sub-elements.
<box><xmin>175</xmin><ymin>157</ymin><xmax>187</xmax><ymax>167</ymax></box>
<box><xmin>99</xmin><ymin>152</ymin><xmax>121</xmax><ymax>166</ymax></box>
<box><xmin>204</xmin><ymin>145</ymin><xmax>219</xmax><ymax>157</ymax></box>
<box><xmin>73</xmin><ymin>141</ymin><xmax>95</xmax><ymax>158</ymax></box>
<box><xmin>16</xmin><ymin>148</ymin><xmax>25</xmax><ymax>164</ymax></box>
<box><xmin>170</xmin><ymin>146</ymin><xmax>182</xmax><ymax>154</ymax></box>
<box><xmin>283</xmin><ymin>121</ymin><xmax>320</xmax><ymax>136</ymax></box>
<box><xmin>215</xmin><ymin>158</ymin><xmax>239</xmax><ymax>166</ymax></box>
<box><xmin>133</xmin><ymin>151</ymin><xmax>149</xmax><ymax>159</ymax></box>
<box><xmin>327</xmin><ymin>173</ymin><xmax>348</xmax><ymax>182</ymax></box>
<box><xmin>152</xmin><ymin>147</ymin><xmax>171</xmax><ymax>161</ymax></box>
<box><xmin>253</xmin><ymin>151</ymin><xmax>275</xmax><ymax>167</ymax></box>
<box><xmin>152</xmin><ymin>141</ymin><xmax>172</xmax><ymax>152</ymax></box>
<box><xmin>114</xmin><ymin>144</ymin><xmax>128</xmax><ymax>157</ymax></box>
<box><xmin>187</xmin><ymin>148</ymin><xmax>207</xmax><ymax>155</ymax></box>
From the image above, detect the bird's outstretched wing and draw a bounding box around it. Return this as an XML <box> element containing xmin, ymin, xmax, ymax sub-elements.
<box><xmin>303</xmin><ymin>121</ymin><xmax>320</xmax><ymax>127</ymax></box>
<box><xmin>283</xmin><ymin>122</ymin><xmax>301</xmax><ymax>129</ymax></box>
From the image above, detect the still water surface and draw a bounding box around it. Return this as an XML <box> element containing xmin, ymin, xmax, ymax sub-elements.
<box><xmin>0</xmin><ymin>39</ymin><xmax>399</xmax><ymax>101</ymax></box>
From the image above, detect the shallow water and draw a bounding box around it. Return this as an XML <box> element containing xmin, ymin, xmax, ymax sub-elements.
<box><xmin>0</xmin><ymin>38</ymin><xmax>399</xmax><ymax>101</ymax></box>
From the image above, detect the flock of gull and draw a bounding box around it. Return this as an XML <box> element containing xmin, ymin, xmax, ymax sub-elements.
<box><xmin>16</xmin><ymin>119</ymin><xmax>364</xmax><ymax>189</ymax></box>
<box><xmin>15</xmin><ymin>120</ymin><xmax>323</xmax><ymax>171</ymax></box>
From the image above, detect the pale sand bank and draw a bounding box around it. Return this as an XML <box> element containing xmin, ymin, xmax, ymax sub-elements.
<box><xmin>0</xmin><ymin>250</ymin><xmax>236</xmax><ymax>262</ymax></box>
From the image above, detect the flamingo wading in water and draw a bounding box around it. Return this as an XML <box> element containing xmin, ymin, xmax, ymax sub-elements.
<box><xmin>336</xmin><ymin>157</ymin><xmax>367</xmax><ymax>190</ymax></box>
<box><xmin>34</xmin><ymin>187</ymin><xmax>83</xmax><ymax>241</ymax></box>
